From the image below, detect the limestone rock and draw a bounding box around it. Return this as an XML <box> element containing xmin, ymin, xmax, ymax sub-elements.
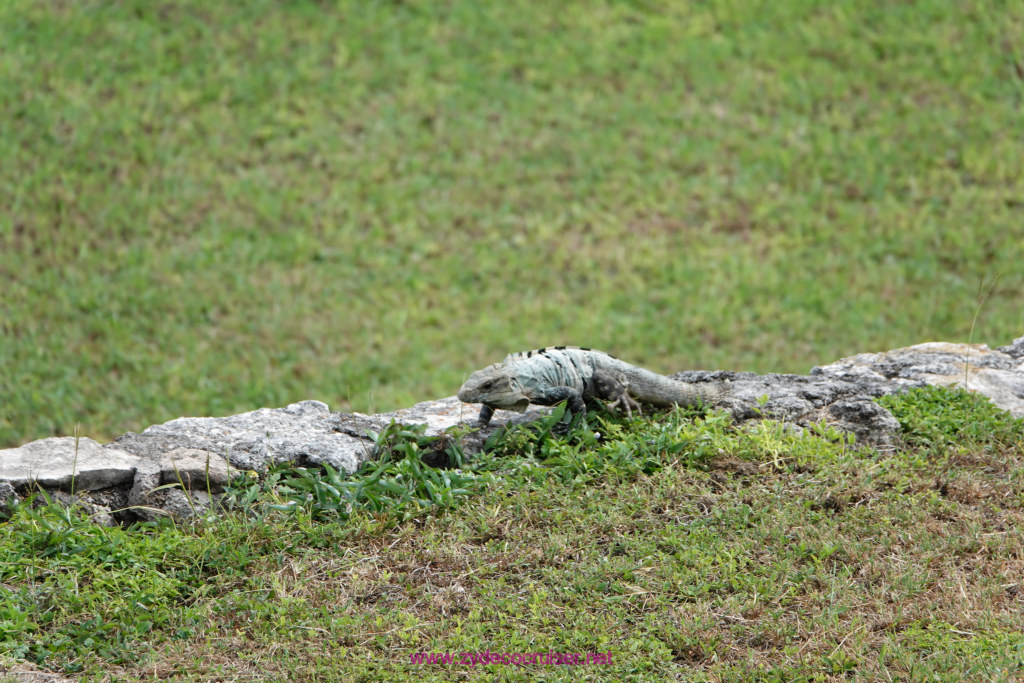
<box><xmin>138</xmin><ymin>400</ymin><xmax>375</xmax><ymax>474</ymax></box>
<box><xmin>0</xmin><ymin>480</ymin><xmax>18</xmax><ymax>513</ymax></box>
<box><xmin>669</xmin><ymin>370</ymin><xmax>903</xmax><ymax>446</ymax></box>
<box><xmin>39</xmin><ymin>491</ymin><xmax>117</xmax><ymax>527</ymax></box>
<box><xmin>82</xmin><ymin>486</ymin><xmax>131</xmax><ymax>524</ymax></box>
<box><xmin>159</xmin><ymin>447</ymin><xmax>236</xmax><ymax>492</ymax></box>
<box><xmin>365</xmin><ymin>396</ymin><xmax>488</xmax><ymax>436</ymax></box>
<box><xmin>814</xmin><ymin>341</ymin><xmax>1024</xmax><ymax>418</ymax></box>
<box><xmin>3</xmin><ymin>336</ymin><xmax>1021</xmax><ymax>523</ymax></box>
<box><xmin>997</xmin><ymin>334</ymin><xmax>1024</xmax><ymax>359</ymax></box>
<box><xmin>0</xmin><ymin>437</ymin><xmax>140</xmax><ymax>491</ymax></box>
<box><xmin>126</xmin><ymin>456</ymin><xmax>218</xmax><ymax>521</ymax></box>
<box><xmin>132</xmin><ymin>487</ymin><xmax>213</xmax><ymax>522</ymax></box>
<box><xmin>126</xmin><ymin>458</ymin><xmax>163</xmax><ymax>520</ymax></box>
<box><xmin>369</xmin><ymin>395</ymin><xmax>552</xmax><ymax>436</ymax></box>
<box><xmin>826</xmin><ymin>398</ymin><xmax>903</xmax><ymax>446</ymax></box>
<box><xmin>379</xmin><ymin>396</ymin><xmax>567</xmax><ymax>457</ymax></box>
<box><xmin>105</xmin><ymin>432</ymin><xmax>200</xmax><ymax>461</ymax></box>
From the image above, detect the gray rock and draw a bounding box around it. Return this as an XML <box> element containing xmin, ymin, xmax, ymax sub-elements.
<box><xmin>390</xmin><ymin>396</ymin><xmax>571</xmax><ymax>456</ymax></box>
<box><xmin>134</xmin><ymin>488</ymin><xmax>212</xmax><ymax>522</ymax></box>
<box><xmin>159</xmin><ymin>448</ymin><xmax>236</xmax><ymax>492</ymax></box>
<box><xmin>666</xmin><ymin>370</ymin><xmax>903</xmax><ymax>446</ymax></box>
<box><xmin>369</xmin><ymin>395</ymin><xmax>550</xmax><ymax>429</ymax></box>
<box><xmin>815</xmin><ymin>341</ymin><xmax>1024</xmax><ymax>418</ymax></box>
<box><xmin>105</xmin><ymin>432</ymin><xmax>200</xmax><ymax>461</ymax></box>
<box><xmin>367</xmin><ymin>396</ymin><xmax>489</xmax><ymax>436</ymax></box>
<box><xmin>0</xmin><ymin>437</ymin><xmax>141</xmax><ymax>491</ymax></box>
<box><xmin>131</xmin><ymin>487</ymin><xmax>197</xmax><ymax>521</ymax></box>
<box><xmin>127</xmin><ymin>458</ymin><xmax>163</xmax><ymax>520</ymax></box>
<box><xmin>997</xmin><ymin>334</ymin><xmax>1024</xmax><ymax>359</ymax></box>
<box><xmin>39</xmin><ymin>491</ymin><xmax>117</xmax><ymax>527</ymax></box>
<box><xmin>140</xmin><ymin>400</ymin><xmax>375</xmax><ymax>474</ymax></box>
<box><xmin>80</xmin><ymin>486</ymin><xmax>131</xmax><ymax>524</ymax></box>
<box><xmin>0</xmin><ymin>480</ymin><xmax>18</xmax><ymax>513</ymax></box>
<box><xmin>826</xmin><ymin>398</ymin><xmax>903</xmax><ymax>447</ymax></box>
<box><xmin>226</xmin><ymin>438</ymin><xmax>271</xmax><ymax>471</ymax></box>
<box><xmin>4</xmin><ymin>337</ymin><xmax>1021</xmax><ymax>523</ymax></box>
<box><xmin>126</xmin><ymin>456</ymin><xmax>219</xmax><ymax>521</ymax></box>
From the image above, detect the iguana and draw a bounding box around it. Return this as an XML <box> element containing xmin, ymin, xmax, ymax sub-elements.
<box><xmin>457</xmin><ymin>346</ymin><xmax>729</xmax><ymax>426</ymax></box>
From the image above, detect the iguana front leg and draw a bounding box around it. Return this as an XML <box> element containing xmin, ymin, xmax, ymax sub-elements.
<box><xmin>589</xmin><ymin>368</ymin><xmax>642</xmax><ymax>417</ymax></box>
<box><xmin>530</xmin><ymin>386</ymin><xmax>588</xmax><ymax>419</ymax></box>
<box><xmin>477</xmin><ymin>404</ymin><xmax>496</xmax><ymax>427</ymax></box>
<box><xmin>476</xmin><ymin>388</ymin><xmax>586</xmax><ymax>427</ymax></box>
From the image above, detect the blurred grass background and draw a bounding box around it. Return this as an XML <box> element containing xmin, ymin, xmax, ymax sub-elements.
<box><xmin>1</xmin><ymin>0</ymin><xmax>1022</xmax><ymax>447</ymax></box>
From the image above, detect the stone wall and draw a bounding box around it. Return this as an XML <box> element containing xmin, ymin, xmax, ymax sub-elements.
<box><xmin>2</xmin><ymin>338</ymin><xmax>1021</xmax><ymax>524</ymax></box>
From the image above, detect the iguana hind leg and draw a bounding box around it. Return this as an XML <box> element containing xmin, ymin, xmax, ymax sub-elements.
<box><xmin>590</xmin><ymin>368</ymin><xmax>642</xmax><ymax>417</ymax></box>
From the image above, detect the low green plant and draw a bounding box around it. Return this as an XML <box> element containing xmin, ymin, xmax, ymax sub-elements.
<box><xmin>487</xmin><ymin>405</ymin><xmax>793</xmax><ymax>486</ymax></box>
<box><xmin>222</xmin><ymin>421</ymin><xmax>494</xmax><ymax>523</ymax></box>
<box><xmin>0</xmin><ymin>499</ymin><xmax>206</xmax><ymax>667</ymax></box>
<box><xmin>878</xmin><ymin>385</ymin><xmax>1024</xmax><ymax>450</ymax></box>
<box><xmin>3</xmin><ymin>399</ymin><xmax>1023</xmax><ymax>679</ymax></box>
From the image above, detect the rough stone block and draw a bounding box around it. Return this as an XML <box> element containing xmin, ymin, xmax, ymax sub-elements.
<box><xmin>0</xmin><ymin>437</ymin><xmax>140</xmax><ymax>492</ymax></box>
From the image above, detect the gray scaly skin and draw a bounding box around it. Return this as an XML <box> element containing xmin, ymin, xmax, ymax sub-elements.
<box><xmin>458</xmin><ymin>346</ymin><xmax>729</xmax><ymax>426</ymax></box>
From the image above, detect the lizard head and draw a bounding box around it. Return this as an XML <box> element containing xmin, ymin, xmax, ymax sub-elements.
<box><xmin>457</xmin><ymin>368</ymin><xmax>530</xmax><ymax>412</ymax></box>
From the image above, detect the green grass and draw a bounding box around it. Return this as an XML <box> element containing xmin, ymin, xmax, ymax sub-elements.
<box><xmin>2</xmin><ymin>2</ymin><xmax>1024</xmax><ymax>677</ymax></box>
<box><xmin>878</xmin><ymin>383</ymin><xmax>1024</xmax><ymax>450</ymax></box>
<box><xmin>1</xmin><ymin>387</ymin><xmax>1023</xmax><ymax>680</ymax></box>
<box><xmin>2</xmin><ymin>0</ymin><xmax>1024</xmax><ymax>446</ymax></box>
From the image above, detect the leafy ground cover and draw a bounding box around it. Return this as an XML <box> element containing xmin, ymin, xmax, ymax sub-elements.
<box><xmin>2</xmin><ymin>0</ymin><xmax>1024</xmax><ymax>446</ymax></box>
<box><xmin>1</xmin><ymin>386</ymin><xmax>1022</xmax><ymax>680</ymax></box>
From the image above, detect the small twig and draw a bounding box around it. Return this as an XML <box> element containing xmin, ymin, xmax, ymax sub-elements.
<box><xmin>71</xmin><ymin>423</ymin><xmax>81</xmax><ymax>498</ymax></box>
<box><xmin>829</xmin><ymin>623</ymin><xmax>868</xmax><ymax>657</ymax></box>
<box><xmin>948</xmin><ymin>628</ymin><xmax>977</xmax><ymax>636</ymax></box>
<box><xmin>292</xmin><ymin>625</ymin><xmax>331</xmax><ymax>635</ymax></box>
<box><xmin>964</xmin><ymin>273</ymin><xmax>1000</xmax><ymax>387</ymax></box>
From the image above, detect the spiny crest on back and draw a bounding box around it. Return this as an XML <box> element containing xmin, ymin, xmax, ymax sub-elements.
<box><xmin>509</xmin><ymin>346</ymin><xmax>615</xmax><ymax>360</ymax></box>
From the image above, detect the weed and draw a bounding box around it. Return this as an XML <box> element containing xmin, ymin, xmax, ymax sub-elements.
<box><xmin>222</xmin><ymin>421</ymin><xmax>494</xmax><ymax>523</ymax></box>
<box><xmin>964</xmin><ymin>274</ymin><xmax>1001</xmax><ymax>385</ymax></box>
<box><xmin>878</xmin><ymin>385</ymin><xmax>1024</xmax><ymax>450</ymax></box>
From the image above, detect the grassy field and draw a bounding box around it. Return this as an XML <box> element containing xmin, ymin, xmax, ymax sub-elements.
<box><xmin>1</xmin><ymin>387</ymin><xmax>1023</xmax><ymax>680</ymax></box>
<box><xmin>2</xmin><ymin>1</ymin><xmax>1024</xmax><ymax>680</ymax></box>
<box><xmin>2</xmin><ymin>0</ymin><xmax>1023</xmax><ymax>447</ymax></box>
